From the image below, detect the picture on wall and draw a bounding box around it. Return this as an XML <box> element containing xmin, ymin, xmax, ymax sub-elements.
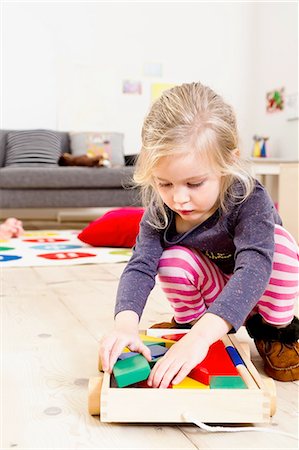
<box><xmin>122</xmin><ymin>80</ymin><xmax>142</xmax><ymax>95</ymax></box>
<box><xmin>285</xmin><ymin>92</ymin><xmax>299</xmax><ymax>121</ymax></box>
<box><xmin>151</xmin><ymin>83</ymin><xmax>176</xmax><ymax>102</ymax></box>
<box><xmin>143</xmin><ymin>62</ymin><xmax>162</xmax><ymax>77</ymax></box>
<box><xmin>266</xmin><ymin>87</ymin><xmax>285</xmax><ymax>113</ymax></box>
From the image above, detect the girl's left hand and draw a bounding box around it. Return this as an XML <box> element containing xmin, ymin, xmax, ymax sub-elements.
<box><xmin>147</xmin><ymin>331</ymin><xmax>210</xmax><ymax>388</ymax></box>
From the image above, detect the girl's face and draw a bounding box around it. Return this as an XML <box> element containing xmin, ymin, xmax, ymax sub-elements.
<box><xmin>152</xmin><ymin>151</ymin><xmax>221</xmax><ymax>229</ymax></box>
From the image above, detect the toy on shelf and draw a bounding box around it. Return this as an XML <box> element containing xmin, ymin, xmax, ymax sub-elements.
<box><xmin>252</xmin><ymin>135</ymin><xmax>269</xmax><ymax>158</ymax></box>
<box><xmin>260</xmin><ymin>137</ymin><xmax>269</xmax><ymax>157</ymax></box>
<box><xmin>88</xmin><ymin>329</ymin><xmax>276</xmax><ymax>423</ymax></box>
<box><xmin>252</xmin><ymin>135</ymin><xmax>262</xmax><ymax>157</ymax></box>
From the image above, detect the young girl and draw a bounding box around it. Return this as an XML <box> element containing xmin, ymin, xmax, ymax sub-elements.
<box><xmin>99</xmin><ymin>82</ymin><xmax>299</xmax><ymax>387</ymax></box>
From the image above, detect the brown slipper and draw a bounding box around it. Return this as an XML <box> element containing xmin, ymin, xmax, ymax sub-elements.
<box><xmin>246</xmin><ymin>314</ymin><xmax>299</xmax><ymax>382</ymax></box>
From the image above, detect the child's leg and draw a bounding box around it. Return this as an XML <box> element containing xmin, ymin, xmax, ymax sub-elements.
<box><xmin>254</xmin><ymin>225</ymin><xmax>298</xmax><ymax>325</ymax></box>
<box><xmin>246</xmin><ymin>225</ymin><xmax>299</xmax><ymax>381</ymax></box>
<box><xmin>157</xmin><ymin>245</ymin><xmax>229</xmax><ymax>325</ymax></box>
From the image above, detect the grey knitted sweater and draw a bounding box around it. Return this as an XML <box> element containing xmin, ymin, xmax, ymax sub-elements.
<box><xmin>115</xmin><ymin>181</ymin><xmax>282</xmax><ymax>331</ymax></box>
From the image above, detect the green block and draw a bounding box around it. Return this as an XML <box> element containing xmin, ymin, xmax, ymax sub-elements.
<box><xmin>142</xmin><ymin>340</ymin><xmax>166</xmax><ymax>347</ymax></box>
<box><xmin>210</xmin><ymin>375</ymin><xmax>247</xmax><ymax>389</ymax></box>
<box><xmin>149</xmin><ymin>356</ymin><xmax>162</xmax><ymax>368</ymax></box>
<box><xmin>113</xmin><ymin>354</ymin><xmax>151</xmax><ymax>388</ymax></box>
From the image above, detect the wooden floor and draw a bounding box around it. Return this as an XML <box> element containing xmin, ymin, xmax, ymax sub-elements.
<box><xmin>2</xmin><ymin>259</ymin><xmax>299</xmax><ymax>449</ymax></box>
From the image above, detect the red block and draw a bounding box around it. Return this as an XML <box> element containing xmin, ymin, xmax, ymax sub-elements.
<box><xmin>161</xmin><ymin>333</ymin><xmax>187</xmax><ymax>341</ymax></box>
<box><xmin>188</xmin><ymin>340</ymin><xmax>238</xmax><ymax>385</ymax></box>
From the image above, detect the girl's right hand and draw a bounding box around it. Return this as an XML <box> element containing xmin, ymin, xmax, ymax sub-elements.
<box><xmin>99</xmin><ymin>330</ymin><xmax>151</xmax><ymax>373</ymax></box>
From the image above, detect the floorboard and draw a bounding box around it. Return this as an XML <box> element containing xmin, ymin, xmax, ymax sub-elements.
<box><xmin>2</xmin><ymin>263</ymin><xmax>298</xmax><ymax>449</ymax></box>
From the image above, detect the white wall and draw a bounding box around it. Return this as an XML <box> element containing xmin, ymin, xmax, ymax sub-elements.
<box><xmin>251</xmin><ymin>2</ymin><xmax>298</xmax><ymax>158</ymax></box>
<box><xmin>1</xmin><ymin>2</ymin><xmax>297</xmax><ymax>158</ymax></box>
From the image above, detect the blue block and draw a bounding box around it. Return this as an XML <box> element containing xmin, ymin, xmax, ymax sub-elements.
<box><xmin>118</xmin><ymin>351</ymin><xmax>139</xmax><ymax>360</ymax></box>
<box><xmin>149</xmin><ymin>344</ymin><xmax>168</xmax><ymax>359</ymax></box>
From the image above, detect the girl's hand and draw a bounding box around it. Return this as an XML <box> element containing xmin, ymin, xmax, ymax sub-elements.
<box><xmin>99</xmin><ymin>330</ymin><xmax>152</xmax><ymax>373</ymax></box>
<box><xmin>99</xmin><ymin>311</ymin><xmax>152</xmax><ymax>373</ymax></box>
<box><xmin>147</xmin><ymin>330</ymin><xmax>210</xmax><ymax>388</ymax></box>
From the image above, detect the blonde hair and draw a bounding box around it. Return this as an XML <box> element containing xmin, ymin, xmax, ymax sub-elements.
<box><xmin>134</xmin><ymin>82</ymin><xmax>254</xmax><ymax>229</ymax></box>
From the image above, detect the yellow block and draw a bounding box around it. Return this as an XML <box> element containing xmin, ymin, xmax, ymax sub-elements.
<box><xmin>122</xmin><ymin>347</ymin><xmax>130</xmax><ymax>353</ymax></box>
<box><xmin>172</xmin><ymin>377</ymin><xmax>209</xmax><ymax>389</ymax></box>
<box><xmin>139</xmin><ymin>333</ymin><xmax>176</xmax><ymax>348</ymax></box>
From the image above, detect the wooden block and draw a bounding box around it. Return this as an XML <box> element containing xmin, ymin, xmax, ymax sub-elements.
<box><xmin>172</xmin><ymin>376</ymin><xmax>209</xmax><ymax>389</ymax></box>
<box><xmin>210</xmin><ymin>375</ymin><xmax>247</xmax><ymax>389</ymax></box>
<box><xmin>113</xmin><ymin>354</ymin><xmax>151</xmax><ymax>388</ymax></box>
<box><xmin>149</xmin><ymin>356</ymin><xmax>162</xmax><ymax>368</ymax></box>
<box><xmin>149</xmin><ymin>344</ymin><xmax>168</xmax><ymax>359</ymax></box>
<box><xmin>188</xmin><ymin>340</ymin><xmax>238</xmax><ymax>385</ymax></box>
<box><xmin>146</xmin><ymin>328</ymin><xmax>189</xmax><ymax>338</ymax></box>
<box><xmin>139</xmin><ymin>333</ymin><xmax>176</xmax><ymax>348</ymax></box>
<box><xmin>161</xmin><ymin>333</ymin><xmax>186</xmax><ymax>341</ymax></box>
<box><xmin>143</xmin><ymin>340</ymin><xmax>166</xmax><ymax>347</ymax></box>
<box><xmin>118</xmin><ymin>351</ymin><xmax>139</xmax><ymax>360</ymax></box>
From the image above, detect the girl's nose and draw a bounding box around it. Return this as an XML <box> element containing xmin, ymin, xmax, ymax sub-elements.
<box><xmin>173</xmin><ymin>187</ymin><xmax>190</xmax><ymax>205</ymax></box>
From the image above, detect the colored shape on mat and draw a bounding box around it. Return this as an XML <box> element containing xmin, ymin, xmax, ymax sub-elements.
<box><xmin>31</xmin><ymin>244</ymin><xmax>82</xmax><ymax>251</ymax></box>
<box><xmin>23</xmin><ymin>238</ymin><xmax>69</xmax><ymax>243</ymax></box>
<box><xmin>0</xmin><ymin>254</ymin><xmax>22</xmax><ymax>262</ymax></box>
<box><xmin>37</xmin><ymin>252</ymin><xmax>96</xmax><ymax>260</ymax></box>
<box><xmin>0</xmin><ymin>246</ymin><xmax>14</xmax><ymax>251</ymax></box>
<box><xmin>24</xmin><ymin>232</ymin><xmax>58</xmax><ymax>237</ymax></box>
<box><xmin>210</xmin><ymin>375</ymin><xmax>247</xmax><ymax>389</ymax></box>
<box><xmin>172</xmin><ymin>376</ymin><xmax>209</xmax><ymax>389</ymax></box>
<box><xmin>188</xmin><ymin>340</ymin><xmax>238</xmax><ymax>385</ymax></box>
<box><xmin>113</xmin><ymin>354</ymin><xmax>151</xmax><ymax>388</ymax></box>
<box><xmin>109</xmin><ymin>250</ymin><xmax>132</xmax><ymax>256</ymax></box>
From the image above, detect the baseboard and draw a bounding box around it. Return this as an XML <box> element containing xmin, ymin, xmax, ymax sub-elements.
<box><xmin>0</xmin><ymin>207</ymin><xmax>117</xmax><ymax>222</ymax></box>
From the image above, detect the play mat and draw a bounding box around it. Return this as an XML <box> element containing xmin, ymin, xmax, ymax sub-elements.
<box><xmin>0</xmin><ymin>230</ymin><xmax>132</xmax><ymax>267</ymax></box>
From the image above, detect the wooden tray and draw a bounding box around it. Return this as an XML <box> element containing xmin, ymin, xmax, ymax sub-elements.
<box><xmin>88</xmin><ymin>331</ymin><xmax>276</xmax><ymax>424</ymax></box>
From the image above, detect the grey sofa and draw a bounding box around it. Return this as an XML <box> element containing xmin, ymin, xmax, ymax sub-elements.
<box><xmin>0</xmin><ymin>130</ymin><xmax>140</xmax><ymax>210</ymax></box>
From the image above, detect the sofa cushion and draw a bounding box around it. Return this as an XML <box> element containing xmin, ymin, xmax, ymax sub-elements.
<box><xmin>70</xmin><ymin>132</ymin><xmax>125</xmax><ymax>167</ymax></box>
<box><xmin>4</xmin><ymin>130</ymin><xmax>62</xmax><ymax>167</ymax></box>
<box><xmin>0</xmin><ymin>166</ymin><xmax>135</xmax><ymax>189</ymax></box>
<box><xmin>78</xmin><ymin>207</ymin><xmax>145</xmax><ymax>247</ymax></box>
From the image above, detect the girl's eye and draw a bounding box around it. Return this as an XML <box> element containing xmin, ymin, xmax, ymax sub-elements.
<box><xmin>158</xmin><ymin>183</ymin><xmax>172</xmax><ymax>188</ymax></box>
<box><xmin>187</xmin><ymin>181</ymin><xmax>204</xmax><ymax>188</ymax></box>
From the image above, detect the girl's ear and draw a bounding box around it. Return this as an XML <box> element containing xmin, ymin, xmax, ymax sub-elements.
<box><xmin>232</xmin><ymin>148</ymin><xmax>240</xmax><ymax>157</ymax></box>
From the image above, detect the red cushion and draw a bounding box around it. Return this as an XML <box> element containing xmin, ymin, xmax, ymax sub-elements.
<box><xmin>78</xmin><ymin>207</ymin><xmax>145</xmax><ymax>247</ymax></box>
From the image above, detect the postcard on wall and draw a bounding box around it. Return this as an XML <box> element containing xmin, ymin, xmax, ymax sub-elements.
<box><xmin>151</xmin><ymin>83</ymin><xmax>176</xmax><ymax>102</ymax></box>
<box><xmin>122</xmin><ymin>80</ymin><xmax>142</xmax><ymax>95</ymax></box>
<box><xmin>143</xmin><ymin>62</ymin><xmax>162</xmax><ymax>77</ymax></box>
<box><xmin>266</xmin><ymin>87</ymin><xmax>285</xmax><ymax>113</ymax></box>
<box><xmin>285</xmin><ymin>92</ymin><xmax>298</xmax><ymax>121</ymax></box>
